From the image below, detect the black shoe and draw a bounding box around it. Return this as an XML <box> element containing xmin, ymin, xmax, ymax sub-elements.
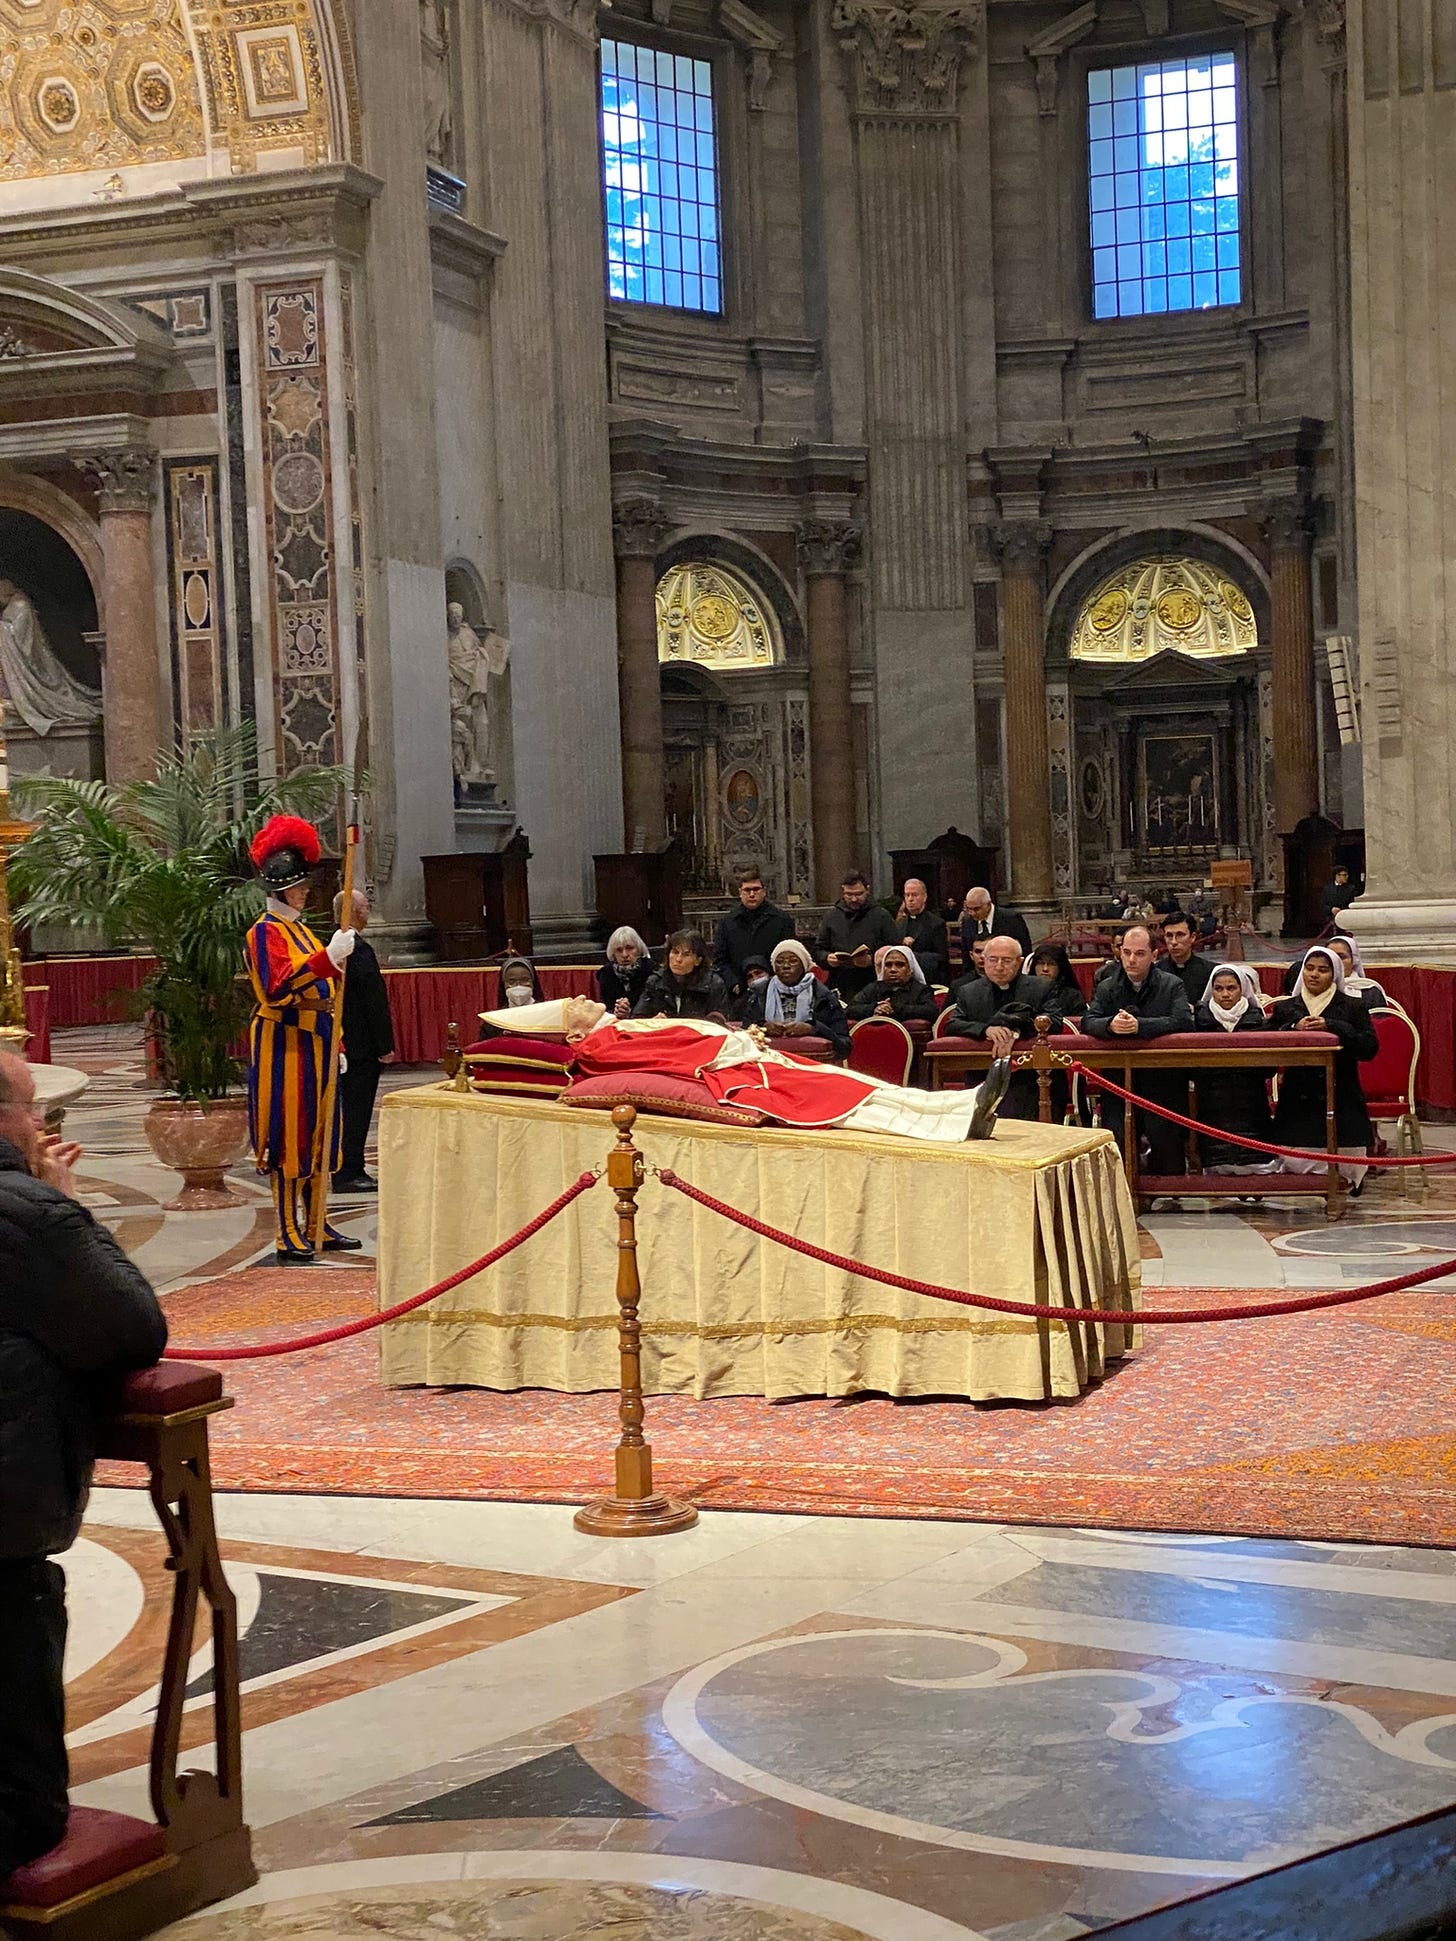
<box><xmin>274</xmin><ymin>1247</ymin><xmax>318</xmax><ymax>1266</ymax></box>
<box><xmin>322</xmin><ymin>1232</ymin><xmax>364</xmax><ymax>1251</ymax></box>
<box><xmin>332</xmin><ymin>1172</ymin><xmax>378</xmax><ymax>1193</ymax></box>
<box><xmin>967</xmin><ymin>1057</ymin><xmax>1012</xmax><ymax>1139</ymax></box>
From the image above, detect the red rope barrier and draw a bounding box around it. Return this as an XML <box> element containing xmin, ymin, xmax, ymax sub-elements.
<box><xmin>1069</xmin><ymin>1063</ymin><xmax>1445</xmax><ymax>1166</ymax></box>
<box><xmin>160</xmin><ymin>1171</ymin><xmax>599</xmax><ymax>1361</ymax></box>
<box><xmin>655</xmin><ymin>1167</ymin><xmax>1456</xmax><ymax>1324</ymax></box>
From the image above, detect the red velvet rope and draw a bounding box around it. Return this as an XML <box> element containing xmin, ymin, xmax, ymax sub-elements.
<box><xmin>655</xmin><ymin>1167</ymin><xmax>1456</xmax><ymax>1323</ymax></box>
<box><xmin>1068</xmin><ymin>1063</ymin><xmax>1448</xmax><ymax>1166</ymax></box>
<box><xmin>160</xmin><ymin>1172</ymin><xmax>599</xmax><ymax>1360</ymax></box>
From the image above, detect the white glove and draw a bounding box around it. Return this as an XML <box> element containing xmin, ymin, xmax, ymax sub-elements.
<box><xmin>326</xmin><ymin>928</ymin><xmax>357</xmax><ymax>969</ymax></box>
<box><xmin>339</xmin><ymin>1050</ymin><xmax>349</xmax><ymax>1074</ymax></box>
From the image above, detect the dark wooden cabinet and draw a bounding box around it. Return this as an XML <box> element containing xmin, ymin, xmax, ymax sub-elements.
<box><xmin>423</xmin><ymin>833</ymin><xmax>532</xmax><ymax>961</ymax></box>
<box><xmin>1280</xmin><ymin>815</ymin><xmax>1364</xmax><ymax>939</ymax></box>
<box><xmin>891</xmin><ymin>829</ymin><xmax>999</xmax><ymax>914</ymax></box>
<box><xmin>594</xmin><ymin>845</ymin><xmax>683</xmax><ymax>947</ymax></box>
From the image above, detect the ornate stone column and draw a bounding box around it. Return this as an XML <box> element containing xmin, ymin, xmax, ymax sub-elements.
<box><xmin>1340</xmin><ymin>0</ymin><xmax>1456</xmax><ymax>959</ymax></box>
<box><xmin>1264</xmin><ymin>498</ymin><xmax>1320</xmax><ymax>833</ymax></box>
<box><xmin>799</xmin><ymin>520</ymin><xmax>862</xmax><ymax>898</ymax></box>
<box><xmin>612</xmin><ymin>499</ymin><xmax>669</xmax><ymax>853</ymax></box>
<box><xmin>994</xmin><ymin>521</ymin><xmax>1055</xmax><ymax>911</ymax></box>
<box><xmin>76</xmin><ymin>448</ymin><xmax>164</xmax><ymax>784</ymax></box>
<box><xmin>832</xmin><ymin>0</ymin><xmax>985</xmax><ymax>855</ymax></box>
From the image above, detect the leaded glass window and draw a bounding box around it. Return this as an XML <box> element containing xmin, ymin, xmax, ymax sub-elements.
<box><xmin>600</xmin><ymin>39</ymin><xmax>723</xmax><ymax>314</ymax></box>
<box><xmin>1088</xmin><ymin>52</ymin><xmax>1241</xmax><ymax>321</ymax></box>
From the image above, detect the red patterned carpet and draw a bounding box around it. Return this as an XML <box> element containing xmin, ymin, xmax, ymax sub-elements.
<box><xmin>102</xmin><ymin>1267</ymin><xmax>1456</xmax><ymax>1547</ymax></box>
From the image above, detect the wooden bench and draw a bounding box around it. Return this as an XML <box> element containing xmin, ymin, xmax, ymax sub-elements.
<box><xmin>1</xmin><ymin>1362</ymin><xmax>254</xmax><ymax>1941</ymax></box>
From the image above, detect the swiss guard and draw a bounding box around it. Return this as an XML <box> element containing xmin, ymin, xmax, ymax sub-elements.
<box><xmin>244</xmin><ymin>815</ymin><xmax>363</xmax><ymax>1263</ymax></box>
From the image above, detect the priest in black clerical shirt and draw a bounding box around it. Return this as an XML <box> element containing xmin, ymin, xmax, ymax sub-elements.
<box><xmin>943</xmin><ymin>934</ymin><xmax>1060</xmax><ymax>1119</ymax></box>
<box><xmin>1157</xmin><ymin>910</ymin><xmax>1219</xmax><ymax>1008</ymax></box>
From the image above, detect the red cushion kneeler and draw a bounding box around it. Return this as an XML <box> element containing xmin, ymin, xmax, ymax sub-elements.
<box><xmin>462</xmin><ymin>1034</ymin><xmax>571</xmax><ymax>1066</ymax></box>
<box><xmin>561</xmin><ymin>1070</ymin><xmax>766</xmax><ymax>1127</ymax></box>
<box><xmin>115</xmin><ymin>1362</ymin><xmax>223</xmax><ymax>1415</ymax></box>
<box><xmin>463</xmin><ymin>1033</ymin><xmax>573</xmax><ymax>1098</ymax></box>
<box><xmin>2</xmin><ymin>1808</ymin><xmax>168</xmax><ymax>1909</ymax></box>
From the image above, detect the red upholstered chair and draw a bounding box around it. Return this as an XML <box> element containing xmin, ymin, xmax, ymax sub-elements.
<box><xmin>931</xmin><ymin>1003</ymin><xmax>960</xmax><ymax>1040</ymax></box>
<box><xmin>848</xmin><ymin>1017</ymin><xmax>915</xmax><ymax>1086</ymax></box>
<box><xmin>1362</xmin><ymin>1004</ymin><xmax>1426</xmax><ymax>1189</ymax></box>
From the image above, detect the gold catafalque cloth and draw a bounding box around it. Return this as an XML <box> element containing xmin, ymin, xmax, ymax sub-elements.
<box><xmin>376</xmin><ymin>1088</ymin><xmax>1141</xmax><ymax>1402</ymax></box>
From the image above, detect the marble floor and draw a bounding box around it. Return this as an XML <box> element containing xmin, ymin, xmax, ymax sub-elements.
<box><xmin>45</xmin><ymin>1028</ymin><xmax>1456</xmax><ymax>1937</ymax></box>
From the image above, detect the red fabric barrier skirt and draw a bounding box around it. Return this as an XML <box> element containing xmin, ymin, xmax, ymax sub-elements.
<box><xmin>32</xmin><ymin>955</ymin><xmax>157</xmax><ymax>1028</ymax></box>
<box><xmin>382</xmin><ymin>964</ymin><xmax>600</xmax><ymax>1064</ymax></box>
<box><xmin>23</xmin><ymin>984</ymin><xmax>50</xmax><ymax>1063</ymax></box>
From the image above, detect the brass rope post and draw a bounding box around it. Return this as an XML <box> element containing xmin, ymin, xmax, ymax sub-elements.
<box><xmin>574</xmin><ymin>1106</ymin><xmax>698</xmax><ymax>1538</ymax></box>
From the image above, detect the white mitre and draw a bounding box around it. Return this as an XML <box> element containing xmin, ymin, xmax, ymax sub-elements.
<box><xmin>477</xmin><ymin>998</ymin><xmax>571</xmax><ymax>1034</ymax></box>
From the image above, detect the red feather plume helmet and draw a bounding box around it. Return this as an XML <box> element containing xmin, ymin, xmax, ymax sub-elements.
<box><xmin>251</xmin><ymin>814</ymin><xmax>322</xmax><ymax>892</ymax></box>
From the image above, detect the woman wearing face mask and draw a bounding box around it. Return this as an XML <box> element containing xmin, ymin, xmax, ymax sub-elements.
<box><xmin>846</xmin><ymin>945</ymin><xmax>939</xmax><ymax>1025</ymax></box>
<box><xmin>632</xmin><ymin>930</ymin><xmax>730</xmax><ymax>1022</ymax></box>
<box><xmin>1193</xmin><ymin>963</ymin><xmax>1276</xmax><ymax>1174</ymax></box>
<box><xmin>1270</xmin><ymin>944</ymin><xmax>1377</xmax><ymax>1189</ymax></box>
<box><xmin>734</xmin><ymin>938</ymin><xmax>851</xmax><ymax>1060</ymax></box>
<box><xmin>473</xmin><ymin>956</ymin><xmax>547</xmax><ymax>1043</ymax></box>
<box><xmin>732</xmin><ymin>957</ymin><xmax>773</xmax><ymax>1021</ymax></box>
<box><xmin>597</xmin><ymin>927</ymin><xmax>653</xmax><ymax>1019</ymax></box>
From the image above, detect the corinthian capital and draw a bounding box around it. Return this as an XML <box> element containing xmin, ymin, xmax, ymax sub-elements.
<box><xmin>992</xmin><ymin>520</ymin><xmax>1052</xmax><ymax>578</ymax></box>
<box><xmin>832</xmin><ymin>0</ymin><xmax>984</xmax><ymax>116</ymax></box>
<box><xmin>612</xmin><ymin>498</ymin><xmax>670</xmax><ymax>559</ymax></box>
<box><xmin>74</xmin><ymin>446</ymin><xmax>157</xmax><ymax>514</ymax></box>
<box><xmin>798</xmin><ymin>519</ymin><xmax>862</xmax><ymax>578</ymax></box>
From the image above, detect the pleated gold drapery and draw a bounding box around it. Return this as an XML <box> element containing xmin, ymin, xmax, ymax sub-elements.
<box><xmin>377</xmin><ymin>1088</ymin><xmax>1141</xmax><ymax>1402</ymax></box>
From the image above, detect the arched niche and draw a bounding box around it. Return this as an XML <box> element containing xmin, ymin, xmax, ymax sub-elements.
<box><xmin>443</xmin><ymin>557</ymin><xmax>513</xmax><ymax>811</ymax></box>
<box><xmin>0</xmin><ymin>472</ymin><xmax>104</xmax><ymax>624</ymax></box>
<box><xmin>1046</xmin><ymin>525</ymin><xmax>1269</xmax><ymax>673</ymax></box>
<box><xmin>1068</xmin><ymin>554</ymin><xmax>1259</xmax><ymax>664</ymax></box>
<box><xmin>656</xmin><ymin>531</ymin><xmax>805</xmax><ymax>668</ymax></box>
<box><xmin>0</xmin><ymin>507</ymin><xmax>100</xmax><ymax>687</ymax></box>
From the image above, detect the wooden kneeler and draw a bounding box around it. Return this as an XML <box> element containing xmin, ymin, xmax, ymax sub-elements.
<box><xmin>1</xmin><ymin>1362</ymin><xmax>255</xmax><ymax>1940</ymax></box>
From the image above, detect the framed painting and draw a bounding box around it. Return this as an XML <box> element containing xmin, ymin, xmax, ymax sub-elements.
<box><xmin>1139</xmin><ymin>732</ymin><xmax>1218</xmax><ymax>853</ymax></box>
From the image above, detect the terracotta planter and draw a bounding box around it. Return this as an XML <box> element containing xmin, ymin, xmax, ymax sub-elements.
<box><xmin>144</xmin><ymin>1096</ymin><xmax>251</xmax><ymax>1212</ymax></box>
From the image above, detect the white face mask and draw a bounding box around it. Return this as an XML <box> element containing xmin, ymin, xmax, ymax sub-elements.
<box><xmin>505</xmin><ymin>984</ymin><xmax>535</xmax><ymax>1007</ymax></box>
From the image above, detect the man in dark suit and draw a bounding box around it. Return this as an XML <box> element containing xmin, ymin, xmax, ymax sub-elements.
<box><xmin>333</xmin><ymin>891</ymin><xmax>396</xmax><ymax>1193</ymax></box>
<box><xmin>959</xmin><ymin>886</ymin><xmax>1032</xmax><ymax>966</ymax></box>
<box><xmin>943</xmin><ymin>934</ymin><xmax>1060</xmax><ymax>1119</ymax></box>
<box><xmin>1157</xmin><ymin>910</ymin><xmax>1219</xmax><ymax>1009</ymax></box>
<box><xmin>895</xmin><ymin>877</ymin><xmax>948</xmax><ymax>984</ymax></box>
<box><xmin>1083</xmin><ymin>924</ymin><xmax>1194</xmax><ymax>1173</ymax></box>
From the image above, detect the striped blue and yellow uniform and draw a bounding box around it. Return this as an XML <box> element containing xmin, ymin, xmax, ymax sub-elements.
<box><xmin>244</xmin><ymin>908</ymin><xmax>342</xmax><ymax>1253</ymax></box>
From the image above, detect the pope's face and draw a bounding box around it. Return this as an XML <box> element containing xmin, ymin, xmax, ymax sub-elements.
<box><xmin>564</xmin><ymin>996</ymin><xmax>607</xmax><ymax>1041</ymax></box>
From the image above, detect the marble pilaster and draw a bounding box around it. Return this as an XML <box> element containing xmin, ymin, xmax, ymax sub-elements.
<box><xmin>1264</xmin><ymin>498</ymin><xmax>1320</xmax><ymax>834</ymax></box>
<box><xmin>799</xmin><ymin>519</ymin><xmax>861</xmax><ymax>896</ymax></box>
<box><xmin>613</xmin><ymin>499</ymin><xmax>668</xmax><ymax>853</ymax></box>
<box><xmin>75</xmin><ymin>447</ymin><xmax>164</xmax><ymax>785</ymax></box>
<box><xmin>994</xmin><ymin>521</ymin><xmax>1055</xmax><ymax>913</ymax></box>
<box><xmin>1341</xmin><ymin>0</ymin><xmax>1456</xmax><ymax>961</ymax></box>
<box><xmin>833</xmin><ymin>0</ymin><xmax>984</xmax><ymax>860</ymax></box>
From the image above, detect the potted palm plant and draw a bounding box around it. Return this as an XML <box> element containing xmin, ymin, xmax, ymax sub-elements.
<box><xmin>12</xmin><ymin>727</ymin><xmax>347</xmax><ymax>1209</ymax></box>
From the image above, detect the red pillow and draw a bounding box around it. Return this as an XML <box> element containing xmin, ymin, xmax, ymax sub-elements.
<box><xmin>467</xmin><ymin>1068</ymin><xmax>570</xmax><ymax>1097</ymax></box>
<box><xmin>560</xmin><ymin>1069</ymin><xmax>766</xmax><ymax>1126</ymax></box>
<box><xmin>463</xmin><ymin>1034</ymin><xmax>572</xmax><ymax>1069</ymax></box>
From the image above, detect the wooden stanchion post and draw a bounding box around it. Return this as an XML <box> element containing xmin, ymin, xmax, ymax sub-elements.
<box><xmin>574</xmin><ymin>1106</ymin><xmax>699</xmax><ymax>1538</ymax></box>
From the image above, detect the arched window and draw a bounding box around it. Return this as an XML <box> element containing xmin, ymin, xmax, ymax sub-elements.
<box><xmin>1068</xmin><ymin>554</ymin><xmax>1258</xmax><ymax>663</ymax></box>
<box><xmin>656</xmin><ymin>560</ymin><xmax>781</xmax><ymax>669</ymax></box>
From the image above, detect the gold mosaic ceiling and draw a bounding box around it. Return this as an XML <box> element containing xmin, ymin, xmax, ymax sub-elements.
<box><xmin>0</xmin><ymin>0</ymin><xmax>348</xmax><ymax>187</ymax></box>
<box><xmin>657</xmin><ymin>561</ymin><xmax>782</xmax><ymax>670</ymax></box>
<box><xmin>1069</xmin><ymin>554</ymin><xmax>1259</xmax><ymax>663</ymax></box>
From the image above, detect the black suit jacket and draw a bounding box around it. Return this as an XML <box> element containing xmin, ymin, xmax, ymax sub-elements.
<box><xmin>960</xmin><ymin>905</ymin><xmax>1033</xmax><ymax>961</ymax></box>
<box><xmin>341</xmin><ymin>935</ymin><xmax>395</xmax><ymax>1061</ymax></box>
<box><xmin>944</xmin><ymin>971</ymin><xmax>1059</xmax><ymax>1039</ymax></box>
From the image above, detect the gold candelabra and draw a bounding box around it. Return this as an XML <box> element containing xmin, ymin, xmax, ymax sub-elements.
<box><xmin>0</xmin><ymin>700</ymin><xmax>36</xmax><ymax>1046</ymax></box>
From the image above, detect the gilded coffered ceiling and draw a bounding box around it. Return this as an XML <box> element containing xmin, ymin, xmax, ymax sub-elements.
<box><xmin>0</xmin><ymin>0</ymin><xmax>354</xmax><ymax>191</ymax></box>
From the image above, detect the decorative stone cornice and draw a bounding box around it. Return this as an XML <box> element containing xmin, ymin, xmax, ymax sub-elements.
<box><xmin>832</xmin><ymin>0</ymin><xmax>984</xmax><ymax>117</ymax></box>
<box><xmin>1305</xmin><ymin>0</ymin><xmax>1345</xmax><ymax>65</ymax></box>
<box><xmin>797</xmin><ymin>519</ymin><xmax>863</xmax><ymax>578</ymax></box>
<box><xmin>612</xmin><ymin>498</ymin><xmax>671</xmax><ymax>559</ymax></box>
<box><xmin>992</xmin><ymin>520</ymin><xmax>1053</xmax><ymax>578</ymax></box>
<box><xmin>1025</xmin><ymin>2</ymin><xmax>1097</xmax><ymax>119</ymax></box>
<box><xmin>75</xmin><ymin>445</ymin><xmax>157</xmax><ymax>514</ymax></box>
<box><xmin>489</xmin><ymin>0</ymin><xmax>600</xmax><ymax>46</ymax></box>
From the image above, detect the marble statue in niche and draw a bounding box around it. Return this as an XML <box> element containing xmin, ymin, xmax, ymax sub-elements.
<box><xmin>0</xmin><ymin>577</ymin><xmax>100</xmax><ymax>735</ymax></box>
<box><xmin>447</xmin><ymin>600</ymin><xmax>510</xmax><ymax>800</ymax></box>
<box><xmin>420</xmin><ymin>0</ymin><xmax>454</xmax><ymax>166</ymax></box>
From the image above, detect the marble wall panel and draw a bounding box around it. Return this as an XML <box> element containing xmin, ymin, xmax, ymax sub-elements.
<box><xmin>164</xmin><ymin>458</ymin><xmax>226</xmax><ymax>741</ymax></box>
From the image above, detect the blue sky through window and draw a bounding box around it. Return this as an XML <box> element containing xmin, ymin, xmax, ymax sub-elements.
<box><xmin>601</xmin><ymin>39</ymin><xmax>723</xmax><ymax>314</ymax></box>
<box><xmin>1089</xmin><ymin>52</ymin><xmax>1240</xmax><ymax>320</ymax></box>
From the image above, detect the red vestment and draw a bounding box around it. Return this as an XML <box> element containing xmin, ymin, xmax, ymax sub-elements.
<box><xmin>571</xmin><ymin>1021</ymin><xmax>876</xmax><ymax>1127</ymax></box>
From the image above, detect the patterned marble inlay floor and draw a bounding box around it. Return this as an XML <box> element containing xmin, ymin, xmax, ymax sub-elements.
<box><xmin>75</xmin><ymin>1491</ymin><xmax>1456</xmax><ymax>1941</ymax></box>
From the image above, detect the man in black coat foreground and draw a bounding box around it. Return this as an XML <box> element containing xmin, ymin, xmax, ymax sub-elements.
<box><xmin>944</xmin><ymin>935</ymin><xmax>1061</xmax><ymax>1119</ymax></box>
<box><xmin>334</xmin><ymin>889</ymin><xmax>396</xmax><ymax>1193</ymax></box>
<box><xmin>0</xmin><ymin>1049</ymin><xmax>167</xmax><ymax>1877</ymax></box>
<box><xmin>711</xmin><ymin>871</ymin><xmax>796</xmax><ymax>998</ymax></box>
<box><xmin>1082</xmin><ymin>924</ymin><xmax>1194</xmax><ymax>1173</ymax></box>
